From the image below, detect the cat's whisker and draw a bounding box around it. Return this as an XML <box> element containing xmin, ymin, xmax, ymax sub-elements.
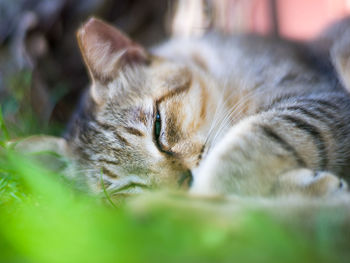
<box><xmin>204</xmin><ymin>101</ymin><xmax>235</xmax><ymax>153</ymax></box>
<box><xmin>204</xmin><ymin>83</ymin><xmax>244</xmax><ymax>146</ymax></box>
<box><xmin>215</xmin><ymin>90</ymin><xmax>256</xmax><ymax>131</ymax></box>
<box><xmin>206</xmin><ymin>90</ymin><xmax>256</xmax><ymax>150</ymax></box>
<box><xmin>204</xmin><ymin>80</ymin><xmax>230</xmax><ymax>142</ymax></box>
<box><xmin>206</xmin><ymin>92</ymin><xmax>258</xmax><ymax>153</ymax></box>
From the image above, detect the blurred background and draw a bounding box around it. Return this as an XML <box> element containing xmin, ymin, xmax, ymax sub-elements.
<box><xmin>1</xmin><ymin>0</ymin><xmax>350</xmax><ymax>139</ymax></box>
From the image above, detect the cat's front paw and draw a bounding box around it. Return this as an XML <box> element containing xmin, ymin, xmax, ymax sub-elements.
<box><xmin>191</xmin><ymin>165</ymin><xmax>349</xmax><ymax>198</ymax></box>
<box><xmin>273</xmin><ymin>169</ymin><xmax>348</xmax><ymax>197</ymax></box>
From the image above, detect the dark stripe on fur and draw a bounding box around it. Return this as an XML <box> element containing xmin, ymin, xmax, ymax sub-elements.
<box><xmin>278</xmin><ymin>106</ymin><xmax>331</xmax><ymax>125</ymax></box>
<box><xmin>277</xmin><ymin>104</ymin><xmax>342</xmax><ymax>142</ymax></box>
<box><xmin>267</xmin><ymin>93</ymin><xmax>299</xmax><ymax>109</ymax></box>
<box><xmin>156</xmin><ymin>78</ymin><xmax>191</xmax><ymax>104</ymax></box>
<box><xmin>261</xmin><ymin>125</ymin><xmax>306</xmax><ymax>167</ymax></box>
<box><xmin>313</xmin><ymin>106</ymin><xmax>336</xmax><ymax>121</ymax></box>
<box><xmin>123</xmin><ymin>126</ymin><xmax>144</xmax><ymax>136</ymax></box>
<box><xmin>94</xmin><ymin>121</ymin><xmax>131</xmax><ymax>146</ymax></box>
<box><xmin>114</xmin><ymin>133</ymin><xmax>130</xmax><ymax>147</ymax></box>
<box><xmin>102</xmin><ymin>167</ymin><xmax>119</xmax><ymax>179</ymax></box>
<box><xmin>298</xmin><ymin>98</ymin><xmax>339</xmax><ymax>110</ymax></box>
<box><xmin>279</xmin><ymin>101</ymin><xmax>342</xmax><ymax>132</ymax></box>
<box><xmin>95</xmin><ymin>120</ymin><xmax>115</xmax><ymax>131</ymax></box>
<box><xmin>98</xmin><ymin>158</ymin><xmax>120</xmax><ymax>166</ymax></box>
<box><xmin>281</xmin><ymin>115</ymin><xmax>328</xmax><ymax>170</ymax></box>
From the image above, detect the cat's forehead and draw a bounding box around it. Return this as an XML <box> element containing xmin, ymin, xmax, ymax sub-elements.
<box><xmin>107</xmin><ymin>66</ymin><xmax>151</xmax><ymax>100</ymax></box>
<box><xmin>102</xmin><ymin>60</ymin><xmax>192</xmax><ymax>105</ymax></box>
<box><xmin>150</xmin><ymin>60</ymin><xmax>192</xmax><ymax>93</ymax></box>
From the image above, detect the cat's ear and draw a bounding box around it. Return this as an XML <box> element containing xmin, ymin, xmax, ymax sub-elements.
<box><xmin>77</xmin><ymin>17</ymin><xmax>149</xmax><ymax>84</ymax></box>
<box><xmin>331</xmin><ymin>31</ymin><xmax>350</xmax><ymax>93</ymax></box>
<box><xmin>8</xmin><ymin>136</ymin><xmax>72</xmax><ymax>173</ymax></box>
<box><xmin>323</xmin><ymin>18</ymin><xmax>350</xmax><ymax>93</ymax></box>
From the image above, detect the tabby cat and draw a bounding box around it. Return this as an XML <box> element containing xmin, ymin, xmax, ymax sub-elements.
<box><xmin>16</xmin><ymin>17</ymin><xmax>350</xmax><ymax>198</ymax></box>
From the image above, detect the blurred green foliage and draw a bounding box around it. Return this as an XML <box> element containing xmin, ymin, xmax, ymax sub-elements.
<box><xmin>1</xmin><ymin>105</ymin><xmax>350</xmax><ymax>263</ymax></box>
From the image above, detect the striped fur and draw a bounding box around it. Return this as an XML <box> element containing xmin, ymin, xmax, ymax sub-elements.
<box><xmin>64</xmin><ymin>18</ymin><xmax>350</xmax><ymax>197</ymax></box>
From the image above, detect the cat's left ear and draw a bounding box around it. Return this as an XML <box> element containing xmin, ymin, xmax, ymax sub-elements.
<box><xmin>77</xmin><ymin>17</ymin><xmax>150</xmax><ymax>84</ymax></box>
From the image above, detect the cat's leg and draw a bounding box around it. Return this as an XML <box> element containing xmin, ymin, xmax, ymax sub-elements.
<box><xmin>191</xmin><ymin>106</ymin><xmax>349</xmax><ymax>197</ymax></box>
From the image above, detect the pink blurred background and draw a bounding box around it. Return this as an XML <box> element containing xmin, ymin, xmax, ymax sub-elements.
<box><xmin>221</xmin><ymin>0</ymin><xmax>350</xmax><ymax>40</ymax></box>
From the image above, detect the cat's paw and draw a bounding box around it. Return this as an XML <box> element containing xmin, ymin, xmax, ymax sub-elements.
<box><xmin>273</xmin><ymin>169</ymin><xmax>348</xmax><ymax>197</ymax></box>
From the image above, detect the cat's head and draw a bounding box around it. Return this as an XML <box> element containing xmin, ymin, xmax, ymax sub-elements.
<box><xmin>57</xmin><ymin>18</ymin><xmax>219</xmax><ymax>195</ymax></box>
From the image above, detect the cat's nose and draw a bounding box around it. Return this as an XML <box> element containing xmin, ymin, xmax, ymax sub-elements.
<box><xmin>178</xmin><ymin>169</ymin><xmax>193</xmax><ymax>188</ymax></box>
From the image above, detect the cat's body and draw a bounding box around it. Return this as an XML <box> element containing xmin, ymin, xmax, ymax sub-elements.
<box><xmin>154</xmin><ymin>34</ymin><xmax>350</xmax><ymax>196</ymax></box>
<box><xmin>55</xmin><ymin>18</ymin><xmax>350</xmax><ymax>198</ymax></box>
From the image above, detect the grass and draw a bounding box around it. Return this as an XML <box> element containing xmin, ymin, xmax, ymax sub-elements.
<box><xmin>1</xmin><ymin>73</ymin><xmax>350</xmax><ymax>263</ymax></box>
<box><xmin>2</xmin><ymin>144</ymin><xmax>350</xmax><ymax>263</ymax></box>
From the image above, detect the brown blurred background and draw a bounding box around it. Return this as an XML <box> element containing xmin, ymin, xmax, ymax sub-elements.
<box><xmin>1</xmin><ymin>0</ymin><xmax>350</xmax><ymax>137</ymax></box>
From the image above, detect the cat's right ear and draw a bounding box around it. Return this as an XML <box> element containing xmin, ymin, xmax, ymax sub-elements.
<box><xmin>77</xmin><ymin>17</ymin><xmax>150</xmax><ymax>103</ymax></box>
<box><xmin>331</xmin><ymin>32</ymin><xmax>350</xmax><ymax>93</ymax></box>
<box><xmin>324</xmin><ymin>18</ymin><xmax>350</xmax><ymax>93</ymax></box>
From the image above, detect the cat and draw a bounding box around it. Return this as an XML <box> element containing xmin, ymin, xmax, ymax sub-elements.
<box><xmin>14</xmin><ymin>17</ymin><xmax>350</xmax><ymax>198</ymax></box>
